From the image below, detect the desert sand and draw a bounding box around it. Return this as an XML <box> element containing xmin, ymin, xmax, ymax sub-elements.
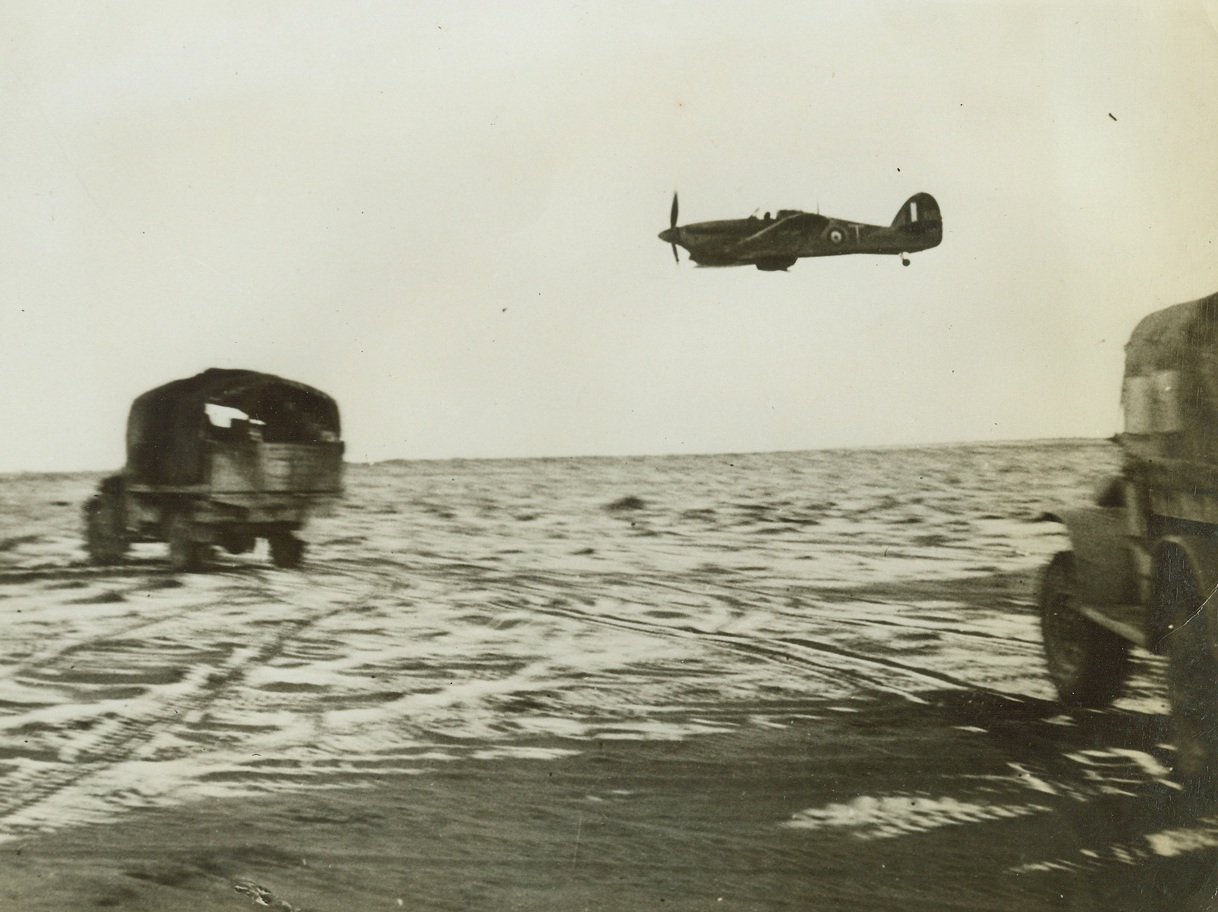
<box><xmin>1</xmin><ymin>441</ymin><xmax>1216</xmax><ymax>911</ymax></box>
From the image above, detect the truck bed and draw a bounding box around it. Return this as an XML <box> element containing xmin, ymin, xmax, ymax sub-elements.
<box><xmin>210</xmin><ymin>442</ymin><xmax>344</xmax><ymax>495</ymax></box>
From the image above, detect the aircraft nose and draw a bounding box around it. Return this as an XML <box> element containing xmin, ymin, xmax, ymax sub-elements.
<box><xmin>658</xmin><ymin>228</ymin><xmax>675</xmax><ymax>243</ymax></box>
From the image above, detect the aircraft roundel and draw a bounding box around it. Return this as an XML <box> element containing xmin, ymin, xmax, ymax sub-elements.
<box><xmin>828</xmin><ymin>227</ymin><xmax>845</xmax><ymax>244</ymax></box>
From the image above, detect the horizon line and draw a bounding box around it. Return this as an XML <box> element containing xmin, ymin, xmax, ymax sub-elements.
<box><xmin>1</xmin><ymin>434</ymin><xmax>1115</xmax><ymax>477</ymax></box>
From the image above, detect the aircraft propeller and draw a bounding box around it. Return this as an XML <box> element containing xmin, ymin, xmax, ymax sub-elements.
<box><xmin>669</xmin><ymin>192</ymin><xmax>680</xmax><ymax>263</ymax></box>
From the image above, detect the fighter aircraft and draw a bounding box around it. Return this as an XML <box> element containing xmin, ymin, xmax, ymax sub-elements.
<box><xmin>658</xmin><ymin>192</ymin><xmax>942</xmax><ymax>270</ymax></box>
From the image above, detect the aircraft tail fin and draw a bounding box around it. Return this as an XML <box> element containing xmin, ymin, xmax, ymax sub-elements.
<box><xmin>891</xmin><ymin>193</ymin><xmax>942</xmax><ymax>246</ymax></box>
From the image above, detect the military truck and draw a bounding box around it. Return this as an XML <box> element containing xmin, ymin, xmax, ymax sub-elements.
<box><xmin>1039</xmin><ymin>292</ymin><xmax>1218</xmax><ymax>788</ymax></box>
<box><xmin>83</xmin><ymin>369</ymin><xmax>344</xmax><ymax>571</ymax></box>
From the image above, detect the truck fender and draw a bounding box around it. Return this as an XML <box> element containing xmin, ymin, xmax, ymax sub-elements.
<box><xmin>1039</xmin><ymin>506</ymin><xmax>1138</xmax><ymax>607</ymax></box>
<box><xmin>1151</xmin><ymin>535</ymin><xmax>1218</xmax><ymax>653</ymax></box>
<box><xmin>1152</xmin><ymin>536</ymin><xmax>1218</xmax><ymax>598</ymax></box>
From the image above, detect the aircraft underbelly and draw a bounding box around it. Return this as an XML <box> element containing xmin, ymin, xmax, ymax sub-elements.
<box><xmin>689</xmin><ymin>251</ymin><xmax>736</xmax><ymax>267</ymax></box>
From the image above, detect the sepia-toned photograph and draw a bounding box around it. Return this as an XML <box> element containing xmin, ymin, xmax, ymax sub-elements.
<box><xmin>3</xmin><ymin>2</ymin><xmax>1218</xmax><ymax>909</ymax></box>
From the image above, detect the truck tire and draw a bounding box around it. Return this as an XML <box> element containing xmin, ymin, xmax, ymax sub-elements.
<box><xmin>83</xmin><ymin>493</ymin><xmax>128</xmax><ymax>565</ymax></box>
<box><xmin>166</xmin><ymin>512</ymin><xmax>207</xmax><ymax>572</ymax></box>
<box><xmin>218</xmin><ymin>528</ymin><xmax>256</xmax><ymax>555</ymax></box>
<box><xmin>1039</xmin><ymin>551</ymin><xmax>1131</xmax><ymax>707</ymax></box>
<box><xmin>1162</xmin><ymin>552</ymin><xmax>1218</xmax><ymax>794</ymax></box>
<box><xmin>269</xmin><ymin>532</ymin><xmax>305</xmax><ymax>569</ymax></box>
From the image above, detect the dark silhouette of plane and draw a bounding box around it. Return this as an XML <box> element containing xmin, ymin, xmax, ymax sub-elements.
<box><xmin>658</xmin><ymin>192</ymin><xmax>942</xmax><ymax>270</ymax></box>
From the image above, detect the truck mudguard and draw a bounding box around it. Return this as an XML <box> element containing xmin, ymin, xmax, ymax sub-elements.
<box><xmin>1041</xmin><ymin>506</ymin><xmax>1139</xmax><ymax>606</ymax></box>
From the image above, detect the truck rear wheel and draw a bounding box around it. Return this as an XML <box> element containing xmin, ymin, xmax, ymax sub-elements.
<box><xmin>1039</xmin><ymin>551</ymin><xmax>1131</xmax><ymax>708</ymax></box>
<box><xmin>269</xmin><ymin>532</ymin><xmax>305</xmax><ymax>569</ymax></box>
<box><xmin>1162</xmin><ymin>552</ymin><xmax>1218</xmax><ymax>794</ymax></box>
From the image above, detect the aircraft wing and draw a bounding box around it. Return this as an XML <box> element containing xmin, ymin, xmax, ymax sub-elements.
<box><xmin>730</xmin><ymin>212</ymin><xmax>830</xmax><ymax>258</ymax></box>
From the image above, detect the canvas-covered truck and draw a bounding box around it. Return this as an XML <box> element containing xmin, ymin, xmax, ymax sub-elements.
<box><xmin>1039</xmin><ymin>292</ymin><xmax>1218</xmax><ymax>789</ymax></box>
<box><xmin>83</xmin><ymin>369</ymin><xmax>344</xmax><ymax>571</ymax></box>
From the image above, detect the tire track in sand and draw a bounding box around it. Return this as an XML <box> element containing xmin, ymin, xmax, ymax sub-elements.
<box><xmin>0</xmin><ymin>564</ymin><xmax>393</xmax><ymax>842</ymax></box>
<box><xmin>0</xmin><ymin>566</ymin><xmax>273</xmax><ymax>680</ymax></box>
<box><xmin>371</xmin><ymin>549</ymin><xmax>1044</xmax><ymax>703</ymax></box>
<box><xmin>383</xmin><ymin>549</ymin><xmax>1046</xmax><ymax>654</ymax></box>
<box><xmin>488</xmin><ymin>593</ymin><xmax>1017</xmax><ymax>704</ymax></box>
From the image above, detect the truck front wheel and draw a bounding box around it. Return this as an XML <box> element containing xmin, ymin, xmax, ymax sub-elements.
<box><xmin>166</xmin><ymin>513</ymin><xmax>209</xmax><ymax>572</ymax></box>
<box><xmin>1039</xmin><ymin>551</ymin><xmax>1131</xmax><ymax>708</ymax></box>
<box><xmin>218</xmin><ymin>528</ymin><xmax>256</xmax><ymax>555</ymax></box>
<box><xmin>83</xmin><ymin>492</ymin><xmax>128</xmax><ymax>565</ymax></box>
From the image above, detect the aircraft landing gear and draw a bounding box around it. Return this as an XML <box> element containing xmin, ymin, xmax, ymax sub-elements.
<box><xmin>901</xmin><ymin>254</ymin><xmax>910</xmax><ymax>267</ymax></box>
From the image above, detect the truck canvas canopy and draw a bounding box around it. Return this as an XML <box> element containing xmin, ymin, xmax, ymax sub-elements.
<box><xmin>1121</xmin><ymin>291</ymin><xmax>1218</xmax><ymax>465</ymax></box>
<box><xmin>125</xmin><ymin>369</ymin><xmax>342</xmax><ymax>486</ymax></box>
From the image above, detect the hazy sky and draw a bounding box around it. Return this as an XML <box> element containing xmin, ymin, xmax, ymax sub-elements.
<box><xmin>4</xmin><ymin>1</ymin><xmax>1218</xmax><ymax>470</ymax></box>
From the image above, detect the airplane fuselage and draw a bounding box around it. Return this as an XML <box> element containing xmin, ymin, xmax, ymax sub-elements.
<box><xmin>659</xmin><ymin>194</ymin><xmax>942</xmax><ymax>270</ymax></box>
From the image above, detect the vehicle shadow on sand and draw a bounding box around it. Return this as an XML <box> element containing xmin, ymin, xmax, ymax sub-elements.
<box><xmin>930</xmin><ymin>689</ymin><xmax>1218</xmax><ymax>911</ymax></box>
